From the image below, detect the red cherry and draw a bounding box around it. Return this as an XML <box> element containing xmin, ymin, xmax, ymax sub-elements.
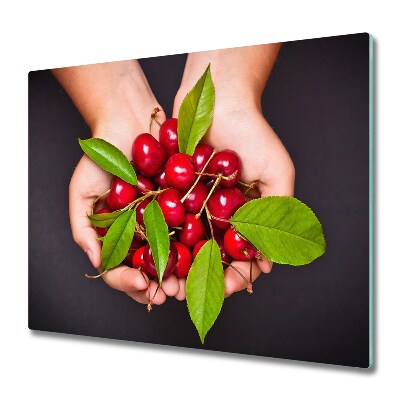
<box><xmin>132</xmin><ymin>246</ymin><xmax>146</xmax><ymax>269</ymax></box>
<box><xmin>165</xmin><ymin>153</ymin><xmax>196</xmax><ymax>191</ymax></box>
<box><xmin>157</xmin><ymin>188</ymin><xmax>186</xmax><ymax>227</ymax></box>
<box><xmin>173</xmin><ymin>242</ymin><xmax>192</xmax><ymax>278</ymax></box>
<box><xmin>192</xmin><ymin>239</ymin><xmax>208</xmax><ymax>259</ymax></box>
<box><xmin>215</xmin><ymin>236</ymin><xmax>232</xmax><ymax>265</ymax></box>
<box><xmin>134</xmin><ymin>231</ymin><xmax>146</xmax><ymax>243</ymax></box>
<box><xmin>205</xmin><ymin>178</ymin><xmax>216</xmax><ymax>191</ymax></box>
<box><xmin>124</xmin><ymin>239</ymin><xmax>143</xmax><ymax>266</ymax></box>
<box><xmin>159</xmin><ymin>118</ymin><xmax>178</xmax><ymax>156</ymax></box>
<box><xmin>136</xmin><ymin>173</ymin><xmax>155</xmax><ymax>195</ymax></box>
<box><xmin>106</xmin><ymin>177</ymin><xmax>137</xmax><ymax>211</ymax></box>
<box><xmin>183</xmin><ymin>181</ymin><xmax>208</xmax><ymax>213</ymax></box>
<box><xmin>143</xmin><ymin>243</ymin><xmax>177</xmax><ymax>278</ymax></box>
<box><xmin>207</xmin><ymin>149</ymin><xmax>241</xmax><ymax>187</ymax></box>
<box><xmin>136</xmin><ymin>198</ymin><xmax>151</xmax><ymax>225</ymax></box>
<box><xmin>154</xmin><ymin>169</ymin><xmax>169</xmax><ymax>189</ymax></box>
<box><xmin>179</xmin><ymin>214</ymin><xmax>206</xmax><ymax>247</ymax></box>
<box><xmin>192</xmin><ymin>144</ymin><xmax>214</xmax><ymax>180</ymax></box>
<box><xmin>96</xmin><ymin>208</ymin><xmax>111</xmax><ymax>237</ymax></box>
<box><xmin>207</xmin><ymin>187</ymin><xmax>246</xmax><ymax>230</ymax></box>
<box><xmin>132</xmin><ymin>133</ymin><xmax>166</xmax><ymax>177</ymax></box>
<box><xmin>209</xmin><ymin>224</ymin><xmax>227</xmax><ymax>238</ymax></box>
<box><xmin>192</xmin><ymin>238</ymin><xmax>231</xmax><ymax>265</ymax></box>
<box><xmin>223</xmin><ymin>227</ymin><xmax>256</xmax><ymax>261</ymax></box>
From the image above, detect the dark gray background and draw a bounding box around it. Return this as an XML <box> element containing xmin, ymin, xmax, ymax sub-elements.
<box><xmin>29</xmin><ymin>33</ymin><xmax>370</xmax><ymax>367</ymax></box>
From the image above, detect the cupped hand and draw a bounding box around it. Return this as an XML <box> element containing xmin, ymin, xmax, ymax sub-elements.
<box><xmin>173</xmin><ymin>97</ymin><xmax>295</xmax><ymax>300</ymax></box>
<box><xmin>52</xmin><ymin>61</ymin><xmax>180</xmax><ymax>307</ymax></box>
<box><xmin>69</xmin><ymin>119</ymin><xmax>180</xmax><ymax>306</ymax></box>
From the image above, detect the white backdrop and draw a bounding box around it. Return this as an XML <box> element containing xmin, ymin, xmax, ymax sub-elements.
<box><xmin>1</xmin><ymin>1</ymin><xmax>397</xmax><ymax>398</ymax></box>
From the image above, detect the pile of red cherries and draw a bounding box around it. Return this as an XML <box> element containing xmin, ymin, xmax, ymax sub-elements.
<box><xmin>95</xmin><ymin>118</ymin><xmax>257</xmax><ymax>280</ymax></box>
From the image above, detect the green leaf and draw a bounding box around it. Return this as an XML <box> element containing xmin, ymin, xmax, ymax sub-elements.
<box><xmin>101</xmin><ymin>209</ymin><xmax>136</xmax><ymax>271</ymax></box>
<box><xmin>186</xmin><ymin>239</ymin><xmax>224</xmax><ymax>344</ymax></box>
<box><xmin>79</xmin><ymin>138</ymin><xmax>137</xmax><ymax>185</ymax></box>
<box><xmin>230</xmin><ymin>197</ymin><xmax>326</xmax><ymax>266</ymax></box>
<box><xmin>143</xmin><ymin>200</ymin><xmax>170</xmax><ymax>284</ymax></box>
<box><xmin>88</xmin><ymin>209</ymin><xmax>126</xmax><ymax>228</ymax></box>
<box><xmin>178</xmin><ymin>64</ymin><xmax>215</xmax><ymax>155</ymax></box>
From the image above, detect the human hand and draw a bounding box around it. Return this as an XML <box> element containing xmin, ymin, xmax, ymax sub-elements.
<box><xmin>172</xmin><ymin>48</ymin><xmax>295</xmax><ymax>299</ymax></box>
<box><xmin>53</xmin><ymin>62</ymin><xmax>179</xmax><ymax>306</ymax></box>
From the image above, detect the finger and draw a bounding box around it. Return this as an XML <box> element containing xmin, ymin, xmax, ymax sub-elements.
<box><xmin>161</xmin><ymin>275</ymin><xmax>180</xmax><ymax>297</ymax></box>
<box><xmin>258</xmin><ymin>158</ymin><xmax>295</xmax><ymax>197</ymax></box>
<box><xmin>172</xmin><ymin>96</ymin><xmax>182</xmax><ymax>119</ymax></box>
<box><xmin>256</xmin><ymin>253</ymin><xmax>273</xmax><ymax>274</ymax></box>
<box><xmin>224</xmin><ymin>260</ymin><xmax>261</xmax><ymax>298</ymax></box>
<box><xmin>69</xmin><ymin>160</ymin><xmax>110</xmax><ymax>268</ymax></box>
<box><xmin>127</xmin><ymin>280</ymin><xmax>168</xmax><ymax>305</ymax></box>
<box><xmin>70</xmin><ymin>190</ymin><xmax>102</xmax><ymax>268</ymax></box>
<box><xmin>148</xmin><ymin>280</ymin><xmax>167</xmax><ymax>305</ymax></box>
<box><xmin>152</xmin><ymin>108</ymin><xmax>167</xmax><ymax>141</ymax></box>
<box><xmin>102</xmin><ymin>266</ymin><xmax>149</xmax><ymax>293</ymax></box>
<box><xmin>175</xmin><ymin>278</ymin><xmax>187</xmax><ymax>301</ymax></box>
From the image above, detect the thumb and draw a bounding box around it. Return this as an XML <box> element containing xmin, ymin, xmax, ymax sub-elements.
<box><xmin>172</xmin><ymin>90</ymin><xmax>186</xmax><ymax>119</ymax></box>
<box><xmin>255</xmin><ymin>164</ymin><xmax>295</xmax><ymax>273</ymax></box>
<box><xmin>69</xmin><ymin>179</ymin><xmax>103</xmax><ymax>269</ymax></box>
<box><xmin>258</xmin><ymin>166</ymin><xmax>295</xmax><ymax>198</ymax></box>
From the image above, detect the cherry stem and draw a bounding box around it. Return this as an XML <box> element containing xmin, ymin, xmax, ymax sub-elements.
<box><xmin>152</xmin><ymin>284</ymin><xmax>160</xmax><ymax>301</ymax></box>
<box><xmin>120</xmin><ymin>188</ymin><xmax>167</xmax><ymax>213</ymax></box>
<box><xmin>147</xmin><ymin>283</ymin><xmax>160</xmax><ymax>312</ymax></box>
<box><xmin>205</xmin><ymin>205</ymin><xmax>214</xmax><ymax>238</ymax></box>
<box><xmin>91</xmin><ymin>189</ymin><xmax>111</xmax><ymax>215</ymax></box>
<box><xmin>242</xmin><ymin>248</ymin><xmax>254</xmax><ymax>294</ymax></box>
<box><xmin>239</xmin><ymin>180</ymin><xmax>258</xmax><ymax>196</ymax></box>
<box><xmin>222</xmin><ymin>260</ymin><xmax>254</xmax><ymax>294</ymax></box>
<box><xmin>90</xmin><ymin>186</ymin><xmax>167</xmax><ymax>223</ymax></box>
<box><xmin>238</xmin><ymin>180</ymin><xmax>256</xmax><ymax>188</ymax></box>
<box><xmin>248</xmin><ymin>259</ymin><xmax>253</xmax><ymax>294</ymax></box>
<box><xmin>233</xmin><ymin>226</ymin><xmax>252</xmax><ymax>243</ymax></box>
<box><xmin>243</xmin><ymin>181</ymin><xmax>257</xmax><ymax>196</ymax></box>
<box><xmin>85</xmin><ymin>270</ymin><xmax>107</xmax><ymax>279</ymax></box>
<box><xmin>209</xmin><ymin>214</ymin><xmax>230</xmax><ymax>224</ymax></box>
<box><xmin>137</xmin><ymin>268</ymin><xmax>151</xmax><ymax>313</ymax></box>
<box><xmin>195</xmin><ymin>174</ymin><xmax>222</xmax><ymax>219</ymax></box>
<box><xmin>181</xmin><ymin>149</ymin><xmax>218</xmax><ymax>203</ymax></box>
<box><xmin>139</xmin><ymin>267</ymin><xmax>149</xmax><ymax>285</ymax></box>
<box><xmin>222</xmin><ymin>261</ymin><xmax>249</xmax><ymax>285</ymax></box>
<box><xmin>149</xmin><ymin>107</ymin><xmax>162</xmax><ymax>133</ymax></box>
<box><xmin>195</xmin><ymin>170</ymin><xmax>238</xmax><ymax>182</ymax></box>
<box><xmin>135</xmin><ymin>222</ymin><xmax>148</xmax><ymax>241</ymax></box>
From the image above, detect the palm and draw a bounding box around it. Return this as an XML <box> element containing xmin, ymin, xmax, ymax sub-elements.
<box><xmin>70</xmin><ymin>124</ymin><xmax>180</xmax><ymax>306</ymax></box>
<box><xmin>203</xmin><ymin>108</ymin><xmax>295</xmax><ymax>296</ymax></box>
<box><xmin>204</xmin><ymin>108</ymin><xmax>294</xmax><ymax>198</ymax></box>
<box><xmin>172</xmin><ymin>97</ymin><xmax>295</xmax><ymax>297</ymax></box>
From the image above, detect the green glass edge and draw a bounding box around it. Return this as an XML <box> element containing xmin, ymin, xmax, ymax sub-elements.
<box><xmin>368</xmin><ymin>33</ymin><xmax>374</xmax><ymax>368</ymax></box>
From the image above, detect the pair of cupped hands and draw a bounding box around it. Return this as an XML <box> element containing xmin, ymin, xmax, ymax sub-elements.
<box><xmin>62</xmin><ymin>52</ymin><xmax>295</xmax><ymax>307</ymax></box>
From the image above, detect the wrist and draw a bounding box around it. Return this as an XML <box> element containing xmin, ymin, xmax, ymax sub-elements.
<box><xmin>175</xmin><ymin>78</ymin><xmax>260</xmax><ymax>121</ymax></box>
<box><xmin>177</xmin><ymin>45</ymin><xmax>281</xmax><ymax>115</ymax></box>
<box><xmin>177</xmin><ymin>52</ymin><xmax>262</xmax><ymax>114</ymax></box>
<box><xmin>91</xmin><ymin>67</ymin><xmax>164</xmax><ymax>156</ymax></box>
<box><xmin>91</xmin><ymin>72</ymin><xmax>160</xmax><ymax>134</ymax></box>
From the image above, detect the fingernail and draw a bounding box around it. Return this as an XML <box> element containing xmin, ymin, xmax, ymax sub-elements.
<box><xmin>86</xmin><ymin>249</ymin><xmax>95</xmax><ymax>267</ymax></box>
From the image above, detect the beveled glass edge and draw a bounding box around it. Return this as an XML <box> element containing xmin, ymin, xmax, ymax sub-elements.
<box><xmin>369</xmin><ymin>33</ymin><xmax>374</xmax><ymax>368</ymax></box>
